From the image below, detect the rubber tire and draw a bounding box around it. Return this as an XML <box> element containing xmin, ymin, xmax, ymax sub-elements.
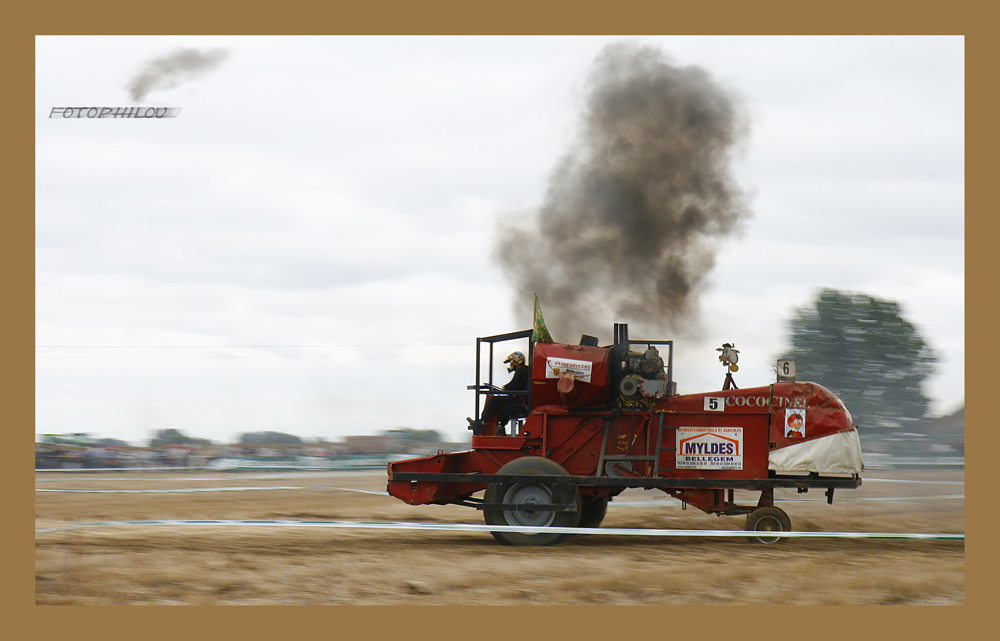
<box><xmin>484</xmin><ymin>457</ymin><xmax>580</xmax><ymax>546</ymax></box>
<box><xmin>745</xmin><ymin>507</ymin><xmax>792</xmax><ymax>544</ymax></box>
<box><xmin>577</xmin><ymin>496</ymin><xmax>609</xmax><ymax>529</ymax></box>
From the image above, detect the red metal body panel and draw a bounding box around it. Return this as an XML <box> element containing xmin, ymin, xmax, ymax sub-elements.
<box><xmin>386</xmin><ymin>381</ymin><xmax>858</xmax><ymax>513</ymax></box>
<box><xmin>658</xmin><ymin>401</ymin><xmax>772</xmax><ymax>481</ymax></box>
<box><xmin>387</xmin><ymin>447</ymin><xmax>524</xmax><ymax>505</ymax></box>
<box><xmin>767</xmin><ymin>382</ymin><xmax>855</xmax><ymax>449</ymax></box>
<box><xmin>530</xmin><ymin>343</ymin><xmax>611</xmax><ymax>409</ymax></box>
<box><xmin>386</xmin><ymin>333</ymin><xmax>860</xmax><ymax>523</ymax></box>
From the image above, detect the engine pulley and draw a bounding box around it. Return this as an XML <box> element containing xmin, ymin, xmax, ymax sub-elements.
<box><xmin>620</xmin><ymin>375</ymin><xmax>642</xmax><ymax>396</ymax></box>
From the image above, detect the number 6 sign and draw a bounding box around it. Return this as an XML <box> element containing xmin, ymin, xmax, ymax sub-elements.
<box><xmin>776</xmin><ymin>359</ymin><xmax>796</xmax><ymax>382</ymax></box>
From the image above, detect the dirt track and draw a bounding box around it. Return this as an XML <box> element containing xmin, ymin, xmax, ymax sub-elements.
<box><xmin>35</xmin><ymin>468</ymin><xmax>964</xmax><ymax>605</ymax></box>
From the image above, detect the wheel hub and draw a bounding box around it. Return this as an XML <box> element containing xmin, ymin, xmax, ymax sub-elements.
<box><xmin>502</xmin><ymin>483</ymin><xmax>556</xmax><ymax>527</ymax></box>
<box><xmin>752</xmin><ymin>517</ymin><xmax>782</xmax><ymax>543</ymax></box>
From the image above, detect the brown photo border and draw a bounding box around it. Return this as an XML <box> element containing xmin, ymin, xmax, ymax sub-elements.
<box><xmin>12</xmin><ymin>3</ymin><xmax>985</xmax><ymax>638</ymax></box>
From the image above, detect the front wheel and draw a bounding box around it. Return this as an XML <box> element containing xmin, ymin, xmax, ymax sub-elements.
<box><xmin>745</xmin><ymin>506</ymin><xmax>791</xmax><ymax>544</ymax></box>
<box><xmin>483</xmin><ymin>457</ymin><xmax>580</xmax><ymax>546</ymax></box>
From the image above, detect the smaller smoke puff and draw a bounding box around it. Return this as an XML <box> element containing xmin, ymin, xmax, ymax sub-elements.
<box><xmin>127</xmin><ymin>48</ymin><xmax>230</xmax><ymax>102</ymax></box>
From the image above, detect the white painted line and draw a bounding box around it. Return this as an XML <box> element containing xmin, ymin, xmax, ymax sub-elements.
<box><xmin>863</xmin><ymin>478</ymin><xmax>964</xmax><ymax>485</ymax></box>
<box><xmin>34</xmin><ymin>519</ymin><xmax>965</xmax><ymax>540</ymax></box>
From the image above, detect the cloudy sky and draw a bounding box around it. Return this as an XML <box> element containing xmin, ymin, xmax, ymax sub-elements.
<box><xmin>35</xmin><ymin>36</ymin><xmax>964</xmax><ymax>446</ymax></box>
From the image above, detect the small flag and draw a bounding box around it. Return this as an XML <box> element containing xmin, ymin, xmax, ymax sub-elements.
<box><xmin>532</xmin><ymin>294</ymin><xmax>554</xmax><ymax>343</ymax></box>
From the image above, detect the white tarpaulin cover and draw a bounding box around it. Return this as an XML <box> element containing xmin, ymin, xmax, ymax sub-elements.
<box><xmin>768</xmin><ymin>429</ymin><xmax>865</xmax><ymax>474</ymax></box>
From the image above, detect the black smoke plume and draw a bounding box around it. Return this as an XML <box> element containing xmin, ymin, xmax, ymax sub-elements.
<box><xmin>126</xmin><ymin>48</ymin><xmax>230</xmax><ymax>103</ymax></box>
<box><xmin>495</xmin><ymin>42</ymin><xmax>751</xmax><ymax>342</ymax></box>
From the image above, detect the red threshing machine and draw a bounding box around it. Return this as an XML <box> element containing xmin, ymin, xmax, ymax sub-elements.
<box><xmin>387</xmin><ymin>324</ymin><xmax>864</xmax><ymax>545</ymax></box>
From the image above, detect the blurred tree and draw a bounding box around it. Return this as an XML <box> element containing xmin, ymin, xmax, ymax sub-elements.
<box><xmin>781</xmin><ymin>288</ymin><xmax>936</xmax><ymax>433</ymax></box>
<box><xmin>150</xmin><ymin>429</ymin><xmax>211</xmax><ymax>446</ymax></box>
<box><xmin>239</xmin><ymin>431</ymin><xmax>303</xmax><ymax>445</ymax></box>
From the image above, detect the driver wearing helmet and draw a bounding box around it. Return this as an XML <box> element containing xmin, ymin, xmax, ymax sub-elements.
<box><xmin>478</xmin><ymin>351</ymin><xmax>530</xmax><ymax>436</ymax></box>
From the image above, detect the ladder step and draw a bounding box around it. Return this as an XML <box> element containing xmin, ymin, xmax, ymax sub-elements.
<box><xmin>602</xmin><ymin>455</ymin><xmax>657</xmax><ymax>461</ymax></box>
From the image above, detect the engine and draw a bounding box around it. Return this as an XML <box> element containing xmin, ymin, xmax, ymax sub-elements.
<box><xmin>528</xmin><ymin>333</ymin><xmax>675</xmax><ymax>412</ymax></box>
<box><xmin>614</xmin><ymin>345</ymin><xmax>670</xmax><ymax>409</ymax></box>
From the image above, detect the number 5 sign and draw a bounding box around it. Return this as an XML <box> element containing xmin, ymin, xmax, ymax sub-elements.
<box><xmin>704</xmin><ymin>397</ymin><xmax>725</xmax><ymax>412</ymax></box>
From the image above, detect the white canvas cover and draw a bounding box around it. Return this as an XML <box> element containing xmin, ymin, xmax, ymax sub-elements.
<box><xmin>768</xmin><ymin>429</ymin><xmax>864</xmax><ymax>474</ymax></box>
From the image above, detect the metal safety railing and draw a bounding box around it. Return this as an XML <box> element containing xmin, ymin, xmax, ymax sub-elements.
<box><xmin>469</xmin><ymin>329</ymin><xmax>533</xmax><ymax>422</ymax></box>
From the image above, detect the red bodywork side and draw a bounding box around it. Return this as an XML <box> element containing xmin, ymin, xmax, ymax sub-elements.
<box><xmin>767</xmin><ymin>382</ymin><xmax>856</xmax><ymax>448</ymax></box>
<box><xmin>530</xmin><ymin>343</ymin><xmax>612</xmax><ymax>409</ymax></box>
<box><xmin>386</xmin><ymin>444</ymin><xmax>523</xmax><ymax>505</ymax></box>
<box><xmin>386</xmin><ymin>381</ymin><xmax>856</xmax><ymax>512</ymax></box>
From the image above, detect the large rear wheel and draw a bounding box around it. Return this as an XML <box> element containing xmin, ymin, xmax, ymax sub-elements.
<box><xmin>745</xmin><ymin>506</ymin><xmax>791</xmax><ymax>544</ymax></box>
<box><xmin>484</xmin><ymin>457</ymin><xmax>580</xmax><ymax>546</ymax></box>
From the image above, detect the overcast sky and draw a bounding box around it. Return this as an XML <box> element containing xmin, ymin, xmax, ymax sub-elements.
<box><xmin>35</xmin><ymin>36</ymin><xmax>964</xmax><ymax>446</ymax></box>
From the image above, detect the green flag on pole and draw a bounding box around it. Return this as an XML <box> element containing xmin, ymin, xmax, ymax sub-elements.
<box><xmin>532</xmin><ymin>294</ymin><xmax>553</xmax><ymax>343</ymax></box>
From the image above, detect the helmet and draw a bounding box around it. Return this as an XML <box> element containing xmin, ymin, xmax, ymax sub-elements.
<box><xmin>504</xmin><ymin>351</ymin><xmax>526</xmax><ymax>372</ymax></box>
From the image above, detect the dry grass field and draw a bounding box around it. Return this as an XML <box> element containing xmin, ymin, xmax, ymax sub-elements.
<box><xmin>35</xmin><ymin>468</ymin><xmax>964</xmax><ymax>605</ymax></box>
